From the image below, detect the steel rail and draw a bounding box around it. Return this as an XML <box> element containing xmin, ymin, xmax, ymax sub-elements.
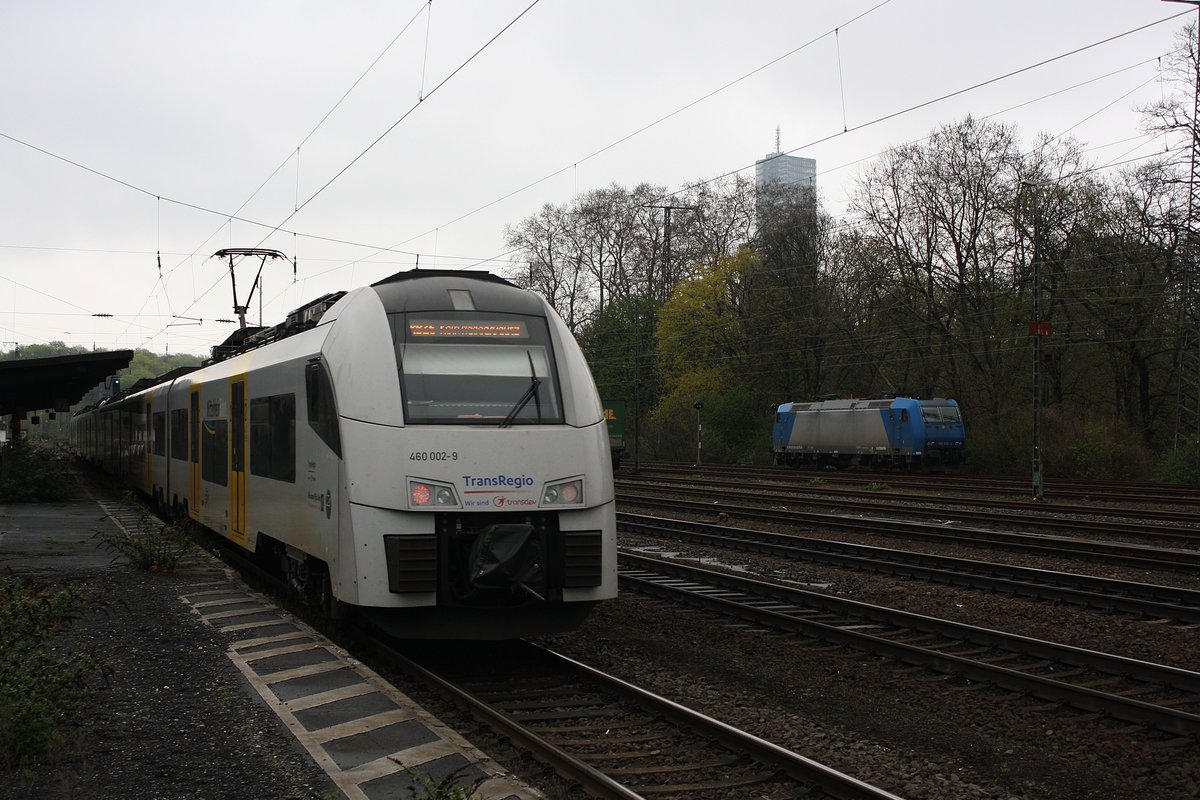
<box><xmin>628</xmin><ymin>462</ymin><xmax>1200</xmax><ymax>505</ymax></box>
<box><xmin>620</xmin><ymin>552</ymin><xmax>1200</xmax><ymax>739</ymax></box>
<box><xmin>375</xmin><ymin>639</ymin><xmax>645</xmax><ymax>800</ymax></box>
<box><xmin>618</xmin><ymin>513</ymin><xmax>1200</xmax><ymax>623</ymax></box>
<box><xmin>380</xmin><ymin>639</ymin><xmax>905</xmax><ymax>800</ymax></box>
<box><xmin>617</xmin><ymin>491</ymin><xmax>1200</xmax><ymax>571</ymax></box>
<box><xmin>616</xmin><ymin>476</ymin><xmax>1200</xmax><ymax>543</ymax></box>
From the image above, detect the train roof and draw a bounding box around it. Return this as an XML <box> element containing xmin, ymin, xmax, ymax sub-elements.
<box><xmin>777</xmin><ymin>396</ymin><xmax>958</xmax><ymax>413</ymax></box>
<box><xmin>194</xmin><ymin>269</ymin><xmax>529</xmax><ymax>367</ymax></box>
<box><xmin>371</xmin><ymin>268</ymin><xmax>515</xmax><ymax>288</ymax></box>
<box><xmin>371</xmin><ymin>269</ymin><xmax>542</xmax><ymax>315</ymax></box>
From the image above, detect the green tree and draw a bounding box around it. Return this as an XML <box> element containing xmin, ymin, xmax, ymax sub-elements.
<box><xmin>122</xmin><ymin>350</ymin><xmax>201</xmax><ymax>384</ymax></box>
<box><xmin>0</xmin><ymin>342</ymin><xmax>89</xmax><ymax>361</ymax></box>
<box><xmin>650</xmin><ymin>248</ymin><xmax>777</xmax><ymax>461</ymax></box>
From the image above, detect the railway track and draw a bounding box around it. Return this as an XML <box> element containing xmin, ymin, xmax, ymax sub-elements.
<box><xmin>376</xmin><ymin>639</ymin><xmax>904</xmax><ymax>800</ymax></box>
<box><xmin>619</xmin><ymin>551</ymin><xmax>1200</xmax><ymax>740</ymax></box>
<box><xmin>616</xmin><ymin>491</ymin><xmax>1200</xmax><ymax>571</ymax></box>
<box><xmin>626</xmin><ymin>462</ymin><xmax>1200</xmax><ymax>506</ymax></box>
<box><xmin>615</xmin><ymin>477</ymin><xmax>1200</xmax><ymax>546</ymax></box>
<box><xmin>618</xmin><ymin>513</ymin><xmax>1200</xmax><ymax>624</ymax></box>
<box><xmin>619</xmin><ymin>473</ymin><xmax>1200</xmax><ymax>528</ymax></box>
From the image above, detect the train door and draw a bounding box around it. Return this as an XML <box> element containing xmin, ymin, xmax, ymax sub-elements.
<box><xmin>892</xmin><ymin>406</ymin><xmax>916</xmax><ymax>463</ymax></box>
<box><xmin>229</xmin><ymin>377</ymin><xmax>248</xmax><ymax>548</ymax></box>
<box><xmin>189</xmin><ymin>387</ymin><xmax>200</xmax><ymax>521</ymax></box>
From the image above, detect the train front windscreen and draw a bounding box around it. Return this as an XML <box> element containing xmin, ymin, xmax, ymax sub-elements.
<box><xmin>392</xmin><ymin>312</ymin><xmax>564</xmax><ymax>425</ymax></box>
<box><xmin>920</xmin><ymin>404</ymin><xmax>962</xmax><ymax>424</ymax></box>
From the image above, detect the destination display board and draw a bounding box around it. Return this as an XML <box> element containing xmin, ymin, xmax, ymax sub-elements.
<box><xmin>408</xmin><ymin>320</ymin><xmax>528</xmax><ymax>339</ymax></box>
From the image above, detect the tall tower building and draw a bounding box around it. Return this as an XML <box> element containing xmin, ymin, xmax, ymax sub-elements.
<box><xmin>755</xmin><ymin>128</ymin><xmax>816</xmax><ymax>193</ymax></box>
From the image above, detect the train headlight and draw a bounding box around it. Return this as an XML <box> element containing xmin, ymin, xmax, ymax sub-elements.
<box><xmin>408</xmin><ymin>479</ymin><xmax>460</xmax><ymax>509</ymax></box>
<box><xmin>542</xmin><ymin>478</ymin><xmax>583</xmax><ymax>506</ymax></box>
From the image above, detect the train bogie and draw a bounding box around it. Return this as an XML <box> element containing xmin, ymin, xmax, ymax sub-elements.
<box><xmin>71</xmin><ymin>269</ymin><xmax>617</xmax><ymax>639</ymax></box>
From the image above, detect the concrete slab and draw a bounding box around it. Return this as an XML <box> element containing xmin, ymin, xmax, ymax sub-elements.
<box><xmin>293</xmin><ymin>692</ymin><xmax>401</xmax><ymax>733</ymax></box>
<box><xmin>0</xmin><ymin>499</ymin><xmax>126</xmax><ymax>572</ymax></box>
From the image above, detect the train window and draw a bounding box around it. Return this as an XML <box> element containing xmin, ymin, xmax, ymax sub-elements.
<box><xmin>392</xmin><ymin>312</ymin><xmax>563</xmax><ymax>425</ymax></box>
<box><xmin>306</xmin><ymin>362</ymin><xmax>342</xmax><ymax>456</ymax></box>
<box><xmin>250</xmin><ymin>394</ymin><xmax>296</xmax><ymax>482</ymax></box>
<box><xmin>231</xmin><ymin>382</ymin><xmax>245</xmax><ymax>474</ymax></box>
<box><xmin>921</xmin><ymin>405</ymin><xmax>961</xmax><ymax>423</ymax></box>
<box><xmin>189</xmin><ymin>393</ymin><xmax>200</xmax><ymax>464</ymax></box>
<box><xmin>152</xmin><ymin>412</ymin><xmax>166</xmax><ymax>457</ymax></box>
<box><xmin>170</xmin><ymin>409</ymin><xmax>188</xmax><ymax>461</ymax></box>
<box><xmin>201</xmin><ymin>420</ymin><xmax>228</xmax><ymax>486</ymax></box>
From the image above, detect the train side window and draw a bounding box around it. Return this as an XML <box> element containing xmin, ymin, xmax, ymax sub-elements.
<box><xmin>189</xmin><ymin>393</ymin><xmax>200</xmax><ymax>464</ymax></box>
<box><xmin>250</xmin><ymin>393</ymin><xmax>296</xmax><ymax>482</ymax></box>
<box><xmin>152</xmin><ymin>412</ymin><xmax>167</xmax><ymax>457</ymax></box>
<box><xmin>201</xmin><ymin>420</ymin><xmax>228</xmax><ymax>486</ymax></box>
<box><xmin>231</xmin><ymin>382</ymin><xmax>245</xmax><ymax>474</ymax></box>
<box><xmin>170</xmin><ymin>409</ymin><xmax>188</xmax><ymax>461</ymax></box>
<box><xmin>306</xmin><ymin>362</ymin><xmax>342</xmax><ymax>457</ymax></box>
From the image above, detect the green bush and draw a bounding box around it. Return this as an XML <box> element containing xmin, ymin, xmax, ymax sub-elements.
<box><xmin>97</xmin><ymin>498</ymin><xmax>195</xmax><ymax>572</ymax></box>
<box><xmin>1156</xmin><ymin>436</ymin><xmax>1200</xmax><ymax>484</ymax></box>
<box><xmin>0</xmin><ymin>441</ymin><xmax>73</xmax><ymax>502</ymax></box>
<box><xmin>405</xmin><ymin>768</ymin><xmax>479</xmax><ymax>799</ymax></box>
<box><xmin>1042</xmin><ymin>407</ymin><xmax>1154</xmax><ymax>481</ymax></box>
<box><xmin>957</xmin><ymin>415</ymin><xmax>1029</xmax><ymax>476</ymax></box>
<box><xmin>644</xmin><ymin>384</ymin><xmax>774</xmax><ymax>464</ymax></box>
<box><xmin>0</xmin><ymin>575</ymin><xmax>103</xmax><ymax>771</ymax></box>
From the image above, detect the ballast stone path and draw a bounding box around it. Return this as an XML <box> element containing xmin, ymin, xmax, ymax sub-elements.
<box><xmin>181</xmin><ymin>581</ymin><xmax>543</xmax><ymax>800</ymax></box>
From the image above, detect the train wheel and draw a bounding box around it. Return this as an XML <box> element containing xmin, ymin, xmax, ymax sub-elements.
<box><xmin>307</xmin><ymin>565</ymin><xmax>348</xmax><ymax>623</ymax></box>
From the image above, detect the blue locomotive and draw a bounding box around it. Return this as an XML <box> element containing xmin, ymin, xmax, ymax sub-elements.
<box><xmin>771</xmin><ymin>396</ymin><xmax>965</xmax><ymax>470</ymax></box>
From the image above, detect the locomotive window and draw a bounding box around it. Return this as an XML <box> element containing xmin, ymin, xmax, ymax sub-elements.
<box><xmin>921</xmin><ymin>405</ymin><xmax>961</xmax><ymax>423</ymax></box>
<box><xmin>201</xmin><ymin>420</ymin><xmax>228</xmax><ymax>486</ymax></box>
<box><xmin>151</xmin><ymin>412</ymin><xmax>166</xmax><ymax>457</ymax></box>
<box><xmin>250</xmin><ymin>394</ymin><xmax>296</xmax><ymax>483</ymax></box>
<box><xmin>170</xmin><ymin>409</ymin><xmax>188</xmax><ymax>461</ymax></box>
<box><xmin>306</xmin><ymin>362</ymin><xmax>342</xmax><ymax>457</ymax></box>
<box><xmin>392</xmin><ymin>312</ymin><xmax>563</xmax><ymax>425</ymax></box>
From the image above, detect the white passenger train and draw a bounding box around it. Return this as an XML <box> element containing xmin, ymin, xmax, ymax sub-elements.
<box><xmin>71</xmin><ymin>270</ymin><xmax>617</xmax><ymax>638</ymax></box>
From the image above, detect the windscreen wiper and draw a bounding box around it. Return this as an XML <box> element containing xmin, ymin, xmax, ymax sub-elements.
<box><xmin>500</xmin><ymin>352</ymin><xmax>542</xmax><ymax>428</ymax></box>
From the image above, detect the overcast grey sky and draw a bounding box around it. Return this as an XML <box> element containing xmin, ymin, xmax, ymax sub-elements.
<box><xmin>0</xmin><ymin>0</ymin><xmax>1192</xmax><ymax>356</ymax></box>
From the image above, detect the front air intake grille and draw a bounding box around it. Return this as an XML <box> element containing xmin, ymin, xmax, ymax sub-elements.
<box><xmin>384</xmin><ymin>534</ymin><xmax>437</xmax><ymax>593</ymax></box>
<box><xmin>559</xmin><ymin>530</ymin><xmax>603</xmax><ymax>587</ymax></box>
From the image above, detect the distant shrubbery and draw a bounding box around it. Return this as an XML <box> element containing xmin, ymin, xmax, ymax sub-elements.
<box><xmin>0</xmin><ymin>441</ymin><xmax>73</xmax><ymax>502</ymax></box>
<box><xmin>1041</xmin><ymin>408</ymin><xmax>1155</xmax><ymax>482</ymax></box>
<box><xmin>1157</xmin><ymin>435</ymin><xmax>1200</xmax><ymax>484</ymax></box>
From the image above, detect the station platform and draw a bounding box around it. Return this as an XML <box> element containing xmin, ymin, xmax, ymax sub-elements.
<box><xmin>0</xmin><ymin>478</ymin><xmax>544</xmax><ymax>800</ymax></box>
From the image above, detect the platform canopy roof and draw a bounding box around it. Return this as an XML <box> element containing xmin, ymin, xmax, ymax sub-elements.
<box><xmin>0</xmin><ymin>350</ymin><xmax>133</xmax><ymax>416</ymax></box>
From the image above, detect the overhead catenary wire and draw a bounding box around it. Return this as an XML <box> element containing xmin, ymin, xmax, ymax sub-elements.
<box><xmin>391</xmin><ymin>6</ymin><xmax>1193</xmax><ymax>270</ymax></box>
<box><xmin>0</xmin><ymin>5</ymin><xmax>1190</xmax><ymax>352</ymax></box>
<box><xmin>136</xmin><ymin>0</ymin><xmax>542</xmax><ymax>351</ymax></box>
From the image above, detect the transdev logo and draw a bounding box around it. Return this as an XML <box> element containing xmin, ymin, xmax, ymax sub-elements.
<box><xmin>462</xmin><ymin>474</ymin><xmax>534</xmax><ymax>490</ymax></box>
